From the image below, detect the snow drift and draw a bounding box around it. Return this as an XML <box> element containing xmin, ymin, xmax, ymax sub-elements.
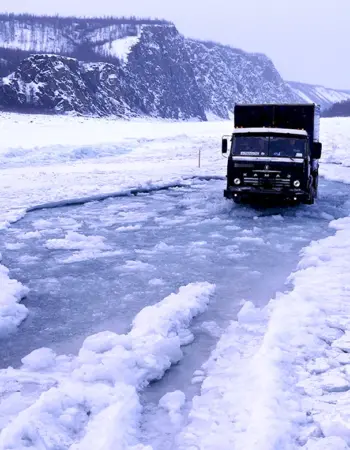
<box><xmin>0</xmin><ymin>282</ymin><xmax>215</xmax><ymax>449</ymax></box>
<box><xmin>0</xmin><ymin>256</ymin><xmax>28</xmax><ymax>337</ymax></box>
<box><xmin>178</xmin><ymin>216</ymin><xmax>350</xmax><ymax>449</ymax></box>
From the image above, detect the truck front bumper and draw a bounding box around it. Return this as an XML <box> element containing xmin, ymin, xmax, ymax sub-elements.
<box><xmin>224</xmin><ymin>186</ymin><xmax>306</xmax><ymax>200</ymax></box>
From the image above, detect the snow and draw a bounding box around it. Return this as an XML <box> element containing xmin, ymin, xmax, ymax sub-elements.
<box><xmin>0</xmin><ymin>113</ymin><xmax>230</xmax><ymax>231</ymax></box>
<box><xmin>2</xmin><ymin>113</ymin><xmax>350</xmax><ymax>447</ymax></box>
<box><xmin>178</xmin><ymin>213</ymin><xmax>350</xmax><ymax>449</ymax></box>
<box><xmin>100</xmin><ymin>35</ymin><xmax>140</xmax><ymax>62</ymax></box>
<box><xmin>159</xmin><ymin>391</ymin><xmax>186</xmax><ymax>426</ymax></box>
<box><xmin>0</xmin><ymin>20</ymin><xmax>144</xmax><ymax>59</ymax></box>
<box><xmin>0</xmin><ymin>259</ymin><xmax>29</xmax><ymax>337</ymax></box>
<box><xmin>0</xmin><ymin>282</ymin><xmax>214</xmax><ymax>449</ymax></box>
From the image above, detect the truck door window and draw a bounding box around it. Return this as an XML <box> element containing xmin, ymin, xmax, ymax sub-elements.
<box><xmin>232</xmin><ymin>136</ymin><xmax>268</xmax><ymax>156</ymax></box>
<box><xmin>268</xmin><ymin>137</ymin><xmax>306</xmax><ymax>158</ymax></box>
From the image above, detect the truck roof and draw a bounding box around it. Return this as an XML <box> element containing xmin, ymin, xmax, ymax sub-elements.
<box><xmin>232</xmin><ymin>127</ymin><xmax>308</xmax><ymax>136</ymax></box>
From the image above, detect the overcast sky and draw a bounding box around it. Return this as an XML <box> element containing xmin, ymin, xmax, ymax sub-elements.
<box><xmin>4</xmin><ymin>0</ymin><xmax>350</xmax><ymax>89</ymax></box>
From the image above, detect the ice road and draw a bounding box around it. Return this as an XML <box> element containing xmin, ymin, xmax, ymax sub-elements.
<box><xmin>0</xmin><ymin>177</ymin><xmax>348</xmax><ymax>370</ymax></box>
<box><xmin>2</xmin><ymin>115</ymin><xmax>350</xmax><ymax>449</ymax></box>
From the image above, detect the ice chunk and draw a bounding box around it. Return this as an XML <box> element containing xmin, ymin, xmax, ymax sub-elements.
<box><xmin>319</xmin><ymin>372</ymin><xmax>350</xmax><ymax>393</ymax></box>
<box><xmin>333</xmin><ymin>333</ymin><xmax>350</xmax><ymax>353</ymax></box>
<box><xmin>5</xmin><ymin>242</ymin><xmax>26</xmax><ymax>250</ymax></box>
<box><xmin>115</xmin><ymin>225</ymin><xmax>142</xmax><ymax>231</ymax></box>
<box><xmin>46</xmin><ymin>231</ymin><xmax>108</xmax><ymax>251</ymax></box>
<box><xmin>233</xmin><ymin>236</ymin><xmax>266</xmax><ymax>245</ymax></box>
<box><xmin>307</xmin><ymin>358</ymin><xmax>331</xmax><ymax>375</ymax></box>
<box><xmin>18</xmin><ymin>230</ymin><xmax>42</xmax><ymax>239</ymax></box>
<box><xmin>21</xmin><ymin>348</ymin><xmax>57</xmax><ymax>371</ymax></box>
<box><xmin>304</xmin><ymin>437</ymin><xmax>349</xmax><ymax>449</ymax></box>
<box><xmin>32</xmin><ymin>219</ymin><xmax>53</xmax><ymax>230</ymax></box>
<box><xmin>154</xmin><ymin>242</ymin><xmax>174</xmax><ymax>252</ymax></box>
<box><xmin>200</xmin><ymin>321</ymin><xmax>222</xmax><ymax>338</ymax></box>
<box><xmin>159</xmin><ymin>391</ymin><xmax>186</xmax><ymax>426</ymax></box>
<box><xmin>0</xmin><ymin>264</ymin><xmax>29</xmax><ymax>337</ymax></box>
<box><xmin>148</xmin><ymin>278</ymin><xmax>165</xmax><ymax>286</ymax></box>
<box><xmin>237</xmin><ymin>300</ymin><xmax>265</xmax><ymax>324</ymax></box>
<box><xmin>272</xmin><ymin>214</ymin><xmax>284</xmax><ymax>221</ymax></box>
<box><xmin>61</xmin><ymin>249</ymin><xmax>124</xmax><ymax>264</ymax></box>
<box><xmin>159</xmin><ymin>390</ymin><xmax>186</xmax><ymax>411</ymax></box>
<box><xmin>121</xmin><ymin>260</ymin><xmax>154</xmax><ymax>271</ymax></box>
<box><xmin>18</xmin><ymin>254</ymin><xmax>39</xmax><ymax>264</ymax></box>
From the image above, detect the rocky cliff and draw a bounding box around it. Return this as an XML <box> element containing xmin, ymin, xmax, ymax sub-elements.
<box><xmin>0</xmin><ymin>14</ymin><xmax>302</xmax><ymax>119</ymax></box>
<box><xmin>186</xmin><ymin>40</ymin><xmax>299</xmax><ymax>118</ymax></box>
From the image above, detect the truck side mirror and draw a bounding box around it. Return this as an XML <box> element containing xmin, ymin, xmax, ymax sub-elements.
<box><xmin>222</xmin><ymin>136</ymin><xmax>229</xmax><ymax>154</ymax></box>
<box><xmin>312</xmin><ymin>142</ymin><xmax>322</xmax><ymax>159</ymax></box>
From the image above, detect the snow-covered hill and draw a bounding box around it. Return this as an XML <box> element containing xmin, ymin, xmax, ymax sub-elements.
<box><xmin>0</xmin><ymin>14</ymin><xmax>298</xmax><ymax>119</ymax></box>
<box><xmin>288</xmin><ymin>81</ymin><xmax>350</xmax><ymax>110</ymax></box>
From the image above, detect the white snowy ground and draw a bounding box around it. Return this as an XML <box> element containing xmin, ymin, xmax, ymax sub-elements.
<box><xmin>1</xmin><ymin>113</ymin><xmax>350</xmax><ymax>448</ymax></box>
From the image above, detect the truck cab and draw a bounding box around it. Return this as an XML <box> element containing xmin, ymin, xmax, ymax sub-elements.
<box><xmin>222</xmin><ymin>104</ymin><xmax>322</xmax><ymax>205</ymax></box>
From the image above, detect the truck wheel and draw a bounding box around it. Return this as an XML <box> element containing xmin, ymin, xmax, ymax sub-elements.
<box><xmin>305</xmin><ymin>188</ymin><xmax>315</xmax><ymax>205</ymax></box>
<box><xmin>313</xmin><ymin>174</ymin><xmax>319</xmax><ymax>198</ymax></box>
<box><xmin>304</xmin><ymin>176</ymin><xmax>316</xmax><ymax>205</ymax></box>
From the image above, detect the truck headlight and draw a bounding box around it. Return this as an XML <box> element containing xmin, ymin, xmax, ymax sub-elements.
<box><xmin>293</xmin><ymin>180</ymin><xmax>301</xmax><ymax>187</ymax></box>
<box><xmin>234</xmin><ymin>178</ymin><xmax>241</xmax><ymax>185</ymax></box>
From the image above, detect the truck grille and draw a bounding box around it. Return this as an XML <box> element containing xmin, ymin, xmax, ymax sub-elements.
<box><xmin>243</xmin><ymin>177</ymin><xmax>291</xmax><ymax>188</ymax></box>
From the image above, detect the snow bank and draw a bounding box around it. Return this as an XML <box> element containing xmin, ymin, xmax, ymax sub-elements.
<box><xmin>178</xmin><ymin>217</ymin><xmax>350</xmax><ymax>449</ymax></box>
<box><xmin>0</xmin><ymin>282</ymin><xmax>215</xmax><ymax>449</ymax></box>
<box><xmin>0</xmin><ymin>113</ymin><xmax>230</xmax><ymax>229</ymax></box>
<box><xmin>320</xmin><ymin>117</ymin><xmax>350</xmax><ymax>184</ymax></box>
<box><xmin>0</xmin><ymin>258</ymin><xmax>29</xmax><ymax>338</ymax></box>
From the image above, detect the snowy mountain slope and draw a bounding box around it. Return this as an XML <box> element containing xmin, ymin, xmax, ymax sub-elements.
<box><xmin>289</xmin><ymin>81</ymin><xmax>350</xmax><ymax>110</ymax></box>
<box><xmin>186</xmin><ymin>40</ymin><xmax>300</xmax><ymax>118</ymax></box>
<box><xmin>0</xmin><ymin>14</ymin><xmax>298</xmax><ymax>119</ymax></box>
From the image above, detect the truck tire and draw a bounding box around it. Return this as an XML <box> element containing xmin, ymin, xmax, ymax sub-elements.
<box><xmin>313</xmin><ymin>173</ymin><xmax>319</xmax><ymax>198</ymax></box>
<box><xmin>305</xmin><ymin>176</ymin><xmax>316</xmax><ymax>204</ymax></box>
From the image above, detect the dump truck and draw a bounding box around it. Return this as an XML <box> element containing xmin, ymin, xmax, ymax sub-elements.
<box><xmin>221</xmin><ymin>103</ymin><xmax>322</xmax><ymax>204</ymax></box>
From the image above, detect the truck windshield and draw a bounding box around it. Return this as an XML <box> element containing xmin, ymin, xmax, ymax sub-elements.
<box><xmin>232</xmin><ymin>136</ymin><xmax>269</xmax><ymax>156</ymax></box>
<box><xmin>269</xmin><ymin>137</ymin><xmax>306</xmax><ymax>158</ymax></box>
<box><xmin>232</xmin><ymin>135</ymin><xmax>306</xmax><ymax>158</ymax></box>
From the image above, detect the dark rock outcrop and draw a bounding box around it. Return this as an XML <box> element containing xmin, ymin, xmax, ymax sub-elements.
<box><xmin>0</xmin><ymin>55</ymin><xmax>101</xmax><ymax>114</ymax></box>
